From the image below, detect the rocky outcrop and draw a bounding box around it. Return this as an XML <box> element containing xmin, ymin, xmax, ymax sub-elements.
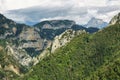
<box><xmin>110</xmin><ymin>13</ymin><xmax>120</xmax><ymax>25</ymax></box>
<box><xmin>4</xmin><ymin>64</ymin><xmax>20</xmax><ymax>75</ymax></box>
<box><xmin>51</xmin><ymin>29</ymin><xmax>86</xmax><ymax>53</ymax></box>
<box><xmin>0</xmin><ymin>46</ymin><xmax>3</xmax><ymax>51</ymax></box>
<box><xmin>6</xmin><ymin>45</ymin><xmax>33</xmax><ymax>66</ymax></box>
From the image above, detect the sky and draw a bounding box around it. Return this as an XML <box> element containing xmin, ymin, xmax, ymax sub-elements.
<box><xmin>0</xmin><ymin>0</ymin><xmax>120</xmax><ymax>25</ymax></box>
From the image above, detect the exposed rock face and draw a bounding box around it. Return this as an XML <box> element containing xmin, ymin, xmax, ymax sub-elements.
<box><xmin>51</xmin><ymin>29</ymin><xmax>86</xmax><ymax>53</ymax></box>
<box><xmin>5</xmin><ymin>27</ymin><xmax>45</xmax><ymax>66</ymax></box>
<box><xmin>12</xmin><ymin>27</ymin><xmax>17</xmax><ymax>34</ymax></box>
<box><xmin>6</xmin><ymin>45</ymin><xmax>32</xmax><ymax>66</ymax></box>
<box><xmin>0</xmin><ymin>64</ymin><xmax>2</xmax><ymax>68</ymax></box>
<box><xmin>19</xmin><ymin>27</ymin><xmax>44</xmax><ymax>51</ymax></box>
<box><xmin>0</xmin><ymin>46</ymin><xmax>3</xmax><ymax>51</ymax></box>
<box><xmin>0</xmin><ymin>14</ymin><xmax>42</xmax><ymax>66</ymax></box>
<box><xmin>110</xmin><ymin>13</ymin><xmax>120</xmax><ymax>25</ymax></box>
<box><xmin>4</xmin><ymin>64</ymin><xmax>20</xmax><ymax>75</ymax></box>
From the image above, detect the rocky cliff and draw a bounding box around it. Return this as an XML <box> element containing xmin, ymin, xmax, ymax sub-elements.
<box><xmin>51</xmin><ymin>29</ymin><xmax>86</xmax><ymax>52</ymax></box>
<box><xmin>110</xmin><ymin>12</ymin><xmax>120</xmax><ymax>25</ymax></box>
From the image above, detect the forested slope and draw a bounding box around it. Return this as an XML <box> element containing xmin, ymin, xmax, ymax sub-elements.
<box><xmin>23</xmin><ymin>23</ymin><xmax>120</xmax><ymax>80</ymax></box>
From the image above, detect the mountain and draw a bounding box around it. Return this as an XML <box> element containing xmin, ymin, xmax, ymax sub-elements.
<box><xmin>34</xmin><ymin>20</ymin><xmax>99</xmax><ymax>40</ymax></box>
<box><xmin>34</xmin><ymin>20</ymin><xmax>75</xmax><ymax>30</ymax></box>
<box><xmin>85</xmin><ymin>17</ymin><xmax>108</xmax><ymax>29</ymax></box>
<box><xmin>0</xmin><ymin>14</ymin><xmax>28</xmax><ymax>79</ymax></box>
<box><xmin>0</xmin><ymin>13</ymin><xmax>100</xmax><ymax>79</ymax></box>
<box><xmin>0</xmin><ymin>14</ymin><xmax>44</xmax><ymax>79</ymax></box>
<box><xmin>23</xmin><ymin>13</ymin><xmax>120</xmax><ymax>80</ymax></box>
<box><xmin>34</xmin><ymin>20</ymin><xmax>75</xmax><ymax>40</ymax></box>
<box><xmin>0</xmin><ymin>14</ymin><xmax>28</xmax><ymax>37</ymax></box>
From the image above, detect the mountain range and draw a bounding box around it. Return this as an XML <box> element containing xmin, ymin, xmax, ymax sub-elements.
<box><xmin>0</xmin><ymin>12</ymin><xmax>120</xmax><ymax>80</ymax></box>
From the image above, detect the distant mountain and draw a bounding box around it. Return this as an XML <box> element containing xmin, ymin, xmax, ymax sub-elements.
<box><xmin>85</xmin><ymin>17</ymin><xmax>108</xmax><ymax>29</ymax></box>
<box><xmin>34</xmin><ymin>20</ymin><xmax>75</xmax><ymax>29</ymax></box>
<box><xmin>34</xmin><ymin>20</ymin><xmax>76</xmax><ymax>40</ymax></box>
<box><xmin>34</xmin><ymin>20</ymin><xmax>99</xmax><ymax>40</ymax></box>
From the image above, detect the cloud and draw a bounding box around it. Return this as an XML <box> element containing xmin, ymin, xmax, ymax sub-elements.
<box><xmin>0</xmin><ymin>0</ymin><xmax>120</xmax><ymax>25</ymax></box>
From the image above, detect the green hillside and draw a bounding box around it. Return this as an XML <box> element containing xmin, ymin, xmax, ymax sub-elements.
<box><xmin>22</xmin><ymin>22</ymin><xmax>120</xmax><ymax>80</ymax></box>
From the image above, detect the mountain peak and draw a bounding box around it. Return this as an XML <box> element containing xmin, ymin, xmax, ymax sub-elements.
<box><xmin>85</xmin><ymin>17</ymin><xmax>108</xmax><ymax>29</ymax></box>
<box><xmin>110</xmin><ymin>12</ymin><xmax>120</xmax><ymax>25</ymax></box>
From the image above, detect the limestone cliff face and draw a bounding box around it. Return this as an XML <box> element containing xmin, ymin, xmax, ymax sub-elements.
<box><xmin>51</xmin><ymin>29</ymin><xmax>86</xmax><ymax>53</ymax></box>
<box><xmin>19</xmin><ymin>27</ymin><xmax>44</xmax><ymax>51</ymax></box>
<box><xmin>0</xmin><ymin>14</ymin><xmax>44</xmax><ymax>67</ymax></box>
<box><xmin>5</xmin><ymin>27</ymin><xmax>45</xmax><ymax>66</ymax></box>
<box><xmin>110</xmin><ymin>13</ymin><xmax>120</xmax><ymax>25</ymax></box>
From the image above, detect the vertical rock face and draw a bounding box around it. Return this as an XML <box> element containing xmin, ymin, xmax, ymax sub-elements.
<box><xmin>19</xmin><ymin>27</ymin><xmax>44</xmax><ymax>50</ymax></box>
<box><xmin>110</xmin><ymin>13</ymin><xmax>120</xmax><ymax>25</ymax></box>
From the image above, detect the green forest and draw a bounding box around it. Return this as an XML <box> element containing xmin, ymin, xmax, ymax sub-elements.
<box><xmin>21</xmin><ymin>23</ymin><xmax>120</xmax><ymax>80</ymax></box>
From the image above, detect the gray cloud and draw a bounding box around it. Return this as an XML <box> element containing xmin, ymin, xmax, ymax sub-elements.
<box><xmin>2</xmin><ymin>0</ymin><xmax>120</xmax><ymax>25</ymax></box>
<box><xmin>96</xmin><ymin>5</ymin><xmax>120</xmax><ymax>13</ymax></box>
<box><xmin>4</xmin><ymin>5</ymin><xmax>88</xmax><ymax>25</ymax></box>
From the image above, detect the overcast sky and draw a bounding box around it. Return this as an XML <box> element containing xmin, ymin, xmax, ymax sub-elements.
<box><xmin>0</xmin><ymin>0</ymin><xmax>120</xmax><ymax>25</ymax></box>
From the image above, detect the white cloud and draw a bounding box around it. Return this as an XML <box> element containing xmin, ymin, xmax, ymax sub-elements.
<box><xmin>0</xmin><ymin>0</ymin><xmax>73</xmax><ymax>11</ymax></box>
<box><xmin>0</xmin><ymin>0</ymin><xmax>120</xmax><ymax>25</ymax></box>
<box><xmin>108</xmin><ymin>0</ymin><xmax>120</xmax><ymax>6</ymax></box>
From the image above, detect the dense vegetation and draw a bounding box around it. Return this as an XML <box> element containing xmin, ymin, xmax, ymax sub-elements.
<box><xmin>22</xmin><ymin>23</ymin><xmax>120</xmax><ymax>80</ymax></box>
